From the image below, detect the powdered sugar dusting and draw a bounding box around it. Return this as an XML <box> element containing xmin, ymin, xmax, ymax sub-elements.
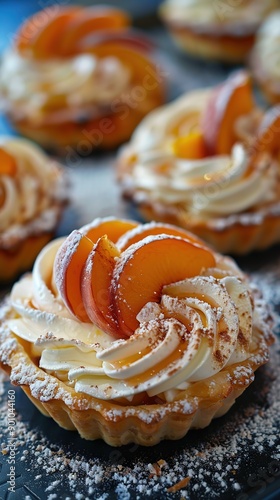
<box><xmin>250</xmin><ymin>253</ymin><xmax>280</xmax><ymax>329</ymax></box>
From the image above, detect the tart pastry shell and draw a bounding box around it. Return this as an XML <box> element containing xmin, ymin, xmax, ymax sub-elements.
<box><xmin>132</xmin><ymin>198</ymin><xmax>280</xmax><ymax>255</ymax></box>
<box><xmin>0</xmin><ymin>301</ymin><xmax>272</xmax><ymax>447</ymax></box>
<box><xmin>0</xmin><ymin>233</ymin><xmax>56</xmax><ymax>283</ymax></box>
<box><xmin>161</xmin><ymin>23</ymin><xmax>255</xmax><ymax>63</ymax></box>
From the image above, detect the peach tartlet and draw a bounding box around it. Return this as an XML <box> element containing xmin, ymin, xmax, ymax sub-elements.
<box><xmin>0</xmin><ymin>217</ymin><xmax>274</xmax><ymax>446</ymax></box>
<box><xmin>0</xmin><ymin>137</ymin><xmax>67</xmax><ymax>282</ymax></box>
<box><xmin>251</xmin><ymin>10</ymin><xmax>280</xmax><ymax>105</ymax></box>
<box><xmin>159</xmin><ymin>0</ymin><xmax>279</xmax><ymax>63</ymax></box>
<box><xmin>0</xmin><ymin>6</ymin><xmax>164</xmax><ymax>151</ymax></box>
<box><xmin>118</xmin><ymin>70</ymin><xmax>280</xmax><ymax>254</ymax></box>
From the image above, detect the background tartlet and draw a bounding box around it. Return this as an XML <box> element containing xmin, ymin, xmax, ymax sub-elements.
<box><xmin>0</xmin><ymin>137</ymin><xmax>68</xmax><ymax>282</ymax></box>
<box><xmin>117</xmin><ymin>71</ymin><xmax>280</xmax><ymax>254</ymax></box>
<box><xmin>159</xmin><ymin>0</ymin><xmax>279</xmax><ymax>63</ymax></box>
<box><xmin>0</xmin><ymin>5</ymin><xmax>165</xmax><ymax>152</ymax></box>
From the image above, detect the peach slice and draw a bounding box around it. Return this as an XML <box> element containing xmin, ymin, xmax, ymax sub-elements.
<box><xmin>54</xmin><ymin>230</ymin><xmax>93</xmax><ymax>322</ymax></box>
<box><xmin>81</xmin><ymin>235</ymin><xmax>121</xmax><ymax>336</ymax></box>
<box><xmin>78</xmin><ymin>31</ymin><xmax>153</xmax><ymax>57</ymax></box>
<box><xmin>59</xmin><ymin>7</ymin><xmax>131</xmax><ymax>56</ymax></box>
<box><xmin>116</xmin><ymin>222</ymin><xmax>203</xmax><ymax>252</ymax></box>
<box><xmin>253</xmin><ymin>105</ymin><xmax>280</xmax><ymax>156</ymax></box>
<box><xmin>16</xmin><ymin>7</ymin><xmax>82</xmax><ymax>59</ymax></box>
<box><xmin>173</xmin><ymin>130</ymin><xmax>207</xmax><ymax>160</ymax></box>
<box><xmin>81</xmin><ymin>217</ymin><xmax>139</xmax><ymax>245</ymax></box>
<box><xmin>0</xmin><ymin>148</ymin><xmax>17</xmax><ymax>176</ymax></box>
<box><xmin>201</xmin><ymin>71</ymin><xmax>254</xmax><ymax>155</ymax></box>
<box><xmin>111</xmin><ymin>235</ymin><xmax>216</xmax><ymax>336</ymax></box>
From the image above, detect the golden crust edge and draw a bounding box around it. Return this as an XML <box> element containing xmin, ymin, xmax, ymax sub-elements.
<box><xmin>0</xmin><ymin>301</ymin><xmax>273</xmax><ymax>446</ymax></box>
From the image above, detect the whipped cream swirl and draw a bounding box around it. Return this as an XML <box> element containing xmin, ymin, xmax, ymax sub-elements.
<box><xmin>5</xmin><ymin>236</ymin><xmax>266</xmax><ymax>403</ymax></box>
<box><xmin>119</xmin><ymin>90</ymin><xmax>277</xmax><ymax>219</ymax></box>
<box><xmin>0</xmin><ymin>138</ymin><xmax>66</xmax><ymax>247</ymax></box>
<box><xmin>0</xmin><ymin>50</ymin><xmax>131</xmax><ymax>124</ymax></box>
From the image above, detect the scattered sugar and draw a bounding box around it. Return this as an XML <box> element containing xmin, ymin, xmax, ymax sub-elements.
<box><xmin>250</xmin><ymin>253</ymin><xmax>280</xmax><ymax>323</ymax></box>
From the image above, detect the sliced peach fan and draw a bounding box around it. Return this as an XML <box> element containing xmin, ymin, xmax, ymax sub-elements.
<box><xmin>54</xmin><ymin>218</ymin><xmax>215</xmax><ymax>338</ymax></box>
<box><xmin>166</xmin><ymin>71</ymin><xmax>257</xmax><ymax>160</ymax></box>
<box><xmin>200</xmin><ymin>70</ymin><xmax>280</xmax><ymax>159</ymax></box>
<box><xmin>16</xmin><ymin>6</ymin><xmax>130</xmax><ymax>59</ymax></box>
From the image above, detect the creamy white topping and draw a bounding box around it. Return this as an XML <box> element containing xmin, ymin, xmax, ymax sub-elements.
<box><xmin>0</xmin><ymin>138</ymin><xmax>67</xmax><ymax>247</ymax></box>
<box><xmin>0</xmin><ymin>50</ymin><xmax>131</xmax><ymax>124</ymax></box>
<box><xmin>4</xmin><ymin>235</ymin><xmax>264</xmax><ymax>403</ymax></box>
<box><xmin>119</xmin><ymin>90</ymin><xmax>277</xmax><ymax>219</ymax></box>
<box><xmin>161</xmin><ymin>0</ymin><xmax>278</xmax><ymax>31</ymax></box>
<box><xmin>253</xmin><ymin>11</ymin><xmax>280</xmax><ymax>84</ymax></box>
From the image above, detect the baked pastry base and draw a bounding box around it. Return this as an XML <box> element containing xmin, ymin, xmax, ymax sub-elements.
<box><xmin>0</xmin><ymin>301</ymin><xmax>272</xmax><ymax>447</ymax></box>
<box><xmin>0</xmin><ymin>233</ymin><xmax>54</xmax><ymax>283</ymax></box>
<box><xmin>12</xmin><ymin>114</ymin><xmax>145</xmax><ymax>152</ymax></box>
<box><xmin>0</xmin><ymin>198</ymin><xmax>66</xmax><ymax>283</ymax></box>
<box><xmin>6</xmin><ymin>85</ymin><xmax>164</xmax><ymax>152</ymax></box>
<box><xmin>133</xmin><ymin>200</ymin><xmax>280</xmax><ymax>255</ymax></box>
<box><xmin>163</xmin><ymin>24</ymin><xmax>255</xmax><ymax>63</ymax></box>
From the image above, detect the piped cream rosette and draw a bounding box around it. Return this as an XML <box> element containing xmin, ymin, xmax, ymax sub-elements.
<box><xmin>0</xmin><ymin>51</ymin><xmax>131</xmax><ymax>128</ymax></box>
<box><xmin>118</xmin><ymin>90</ymin><xmax>276</xmax><ymax>219</ymax></box>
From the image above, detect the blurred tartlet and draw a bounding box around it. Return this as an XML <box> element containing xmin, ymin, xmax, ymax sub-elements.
<box><xmin>0</xmin><ymin>6</ymin><xmax>165</xmax><ymax>152</ymax></box>
<box><xmin>0</xmin><ymin>217</ymin><xmax>274</xmax><ymax>446</ymax></box>
<box><xmin>159</xmin><ymin>0</ymin><xmax>279</xmax><ymax>63</ymax></box>
<box><xmin>251</xmin><ymin>10</ymin><xmax>280</xmax><ymax>105</ymax></box>
<box><xmin>0</xmin><ymin>137</ymin><xmax>67</xmax><ymax>282</ymax></box>
<box><xmin>118</xmin><ymin>71</ymin><xmax>280</xmax><ymax>254</ymax></box>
